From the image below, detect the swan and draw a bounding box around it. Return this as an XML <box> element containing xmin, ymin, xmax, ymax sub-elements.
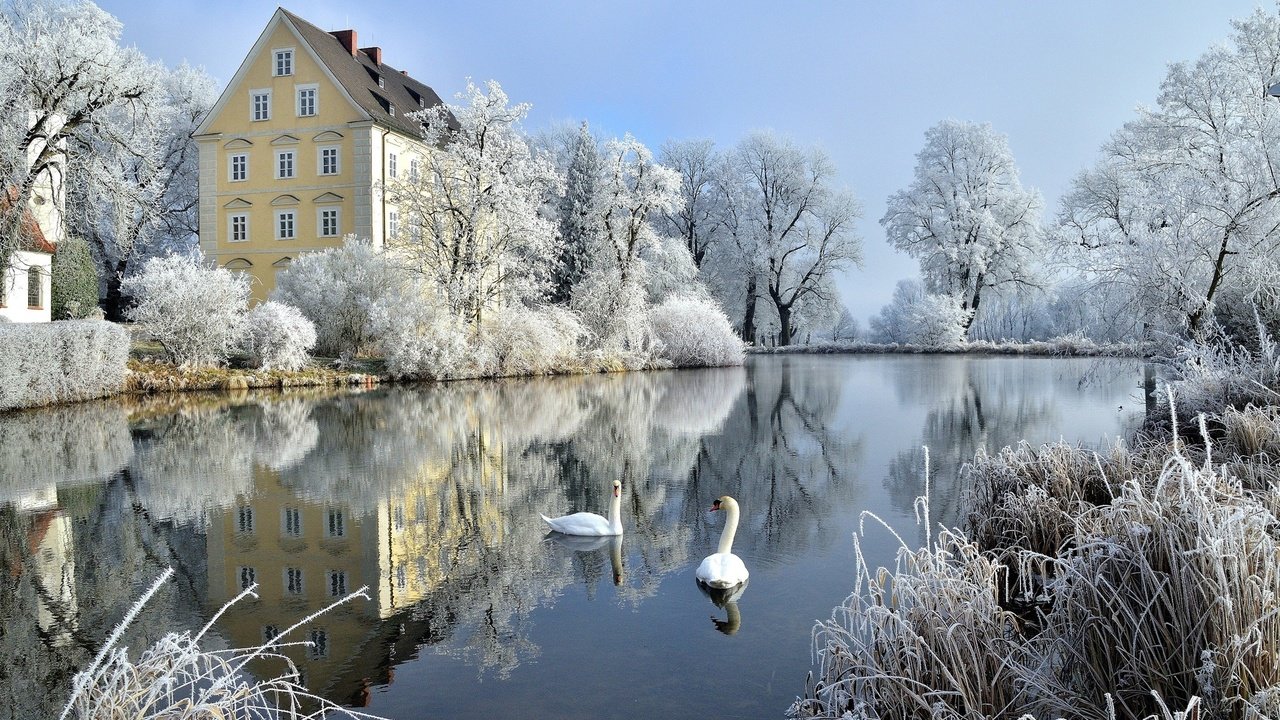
<box><xmin>696</xmin><ymin>495</ymin><xmax>749</xmax><ymax>589</ymax></box>
<box><xmin>541</xmin><ymin>480</ymin><xmax>623</xmax><ymax>536</ymax></box>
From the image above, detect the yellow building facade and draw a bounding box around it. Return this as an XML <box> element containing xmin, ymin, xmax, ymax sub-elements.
<box><xmin>194</xmin><ymin>9</ymin><xmax>443</xmax><ymax>302</ymax></box>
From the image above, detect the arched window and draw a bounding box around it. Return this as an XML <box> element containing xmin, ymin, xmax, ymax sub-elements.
<box><xmin>27</xmin><ymin>266</ymin><xmax>41</xmax><ymax>309</ymax></box>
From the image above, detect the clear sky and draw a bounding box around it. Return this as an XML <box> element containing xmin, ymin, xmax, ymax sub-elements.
<box><xmin>98</xmin><ymin>0</ymin><xmax>1263</xmax><ymax>323</ymax></box>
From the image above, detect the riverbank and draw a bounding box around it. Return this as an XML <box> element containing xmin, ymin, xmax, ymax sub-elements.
<box><xmin>750</xmin><ymin>337</ymin><xmax>1141</xmax><ymax>357</ymax></box>
<box><xmin>793</xmin><ymin>339</ymin><xmax>1280</xmax><ymax>719</ymax></box>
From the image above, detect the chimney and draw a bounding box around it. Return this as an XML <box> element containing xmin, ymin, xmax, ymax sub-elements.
<box><xmin>400</xmin><ymin>70</ymin><xmax>408</xmax><ymax>75</ymax></box>
<box><xmin>330</xmin><ymin>29</ymin><xmax>357</xmax><ymax>56</ymax></box>
<box><xmin>360</xmin><ymin>46</ymin><xmax>382</xmax><ymax>65</ymax></box>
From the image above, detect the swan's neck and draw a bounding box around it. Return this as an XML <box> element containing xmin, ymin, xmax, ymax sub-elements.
<box><xmin>717</xmin><ymin>500</ymin><xmax>739</xmax><ymax>555</ymax></box>
<box><xmin>608</xmin><ymin>489</ymin><xmax>622</xmax><ymax>533</ymax></box>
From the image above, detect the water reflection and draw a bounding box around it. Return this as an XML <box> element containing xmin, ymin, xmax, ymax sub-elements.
<box><xmin>699</xmin><ymin>579</ymin><xmax>748</xmax><ymax>636</ymax></box>
<box><xmin>0</xmin><ymin>356</ymin><xmax>1142</xmax><ymax>718</ymax></box>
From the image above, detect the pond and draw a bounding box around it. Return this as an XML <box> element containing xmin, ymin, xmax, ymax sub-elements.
<box><xmin>0</xmin><ymin>354</ymin><xmax>1147</xmax><ymax>719</ymax></box>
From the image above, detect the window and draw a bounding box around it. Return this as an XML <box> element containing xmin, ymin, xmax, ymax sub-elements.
<box><xmin>26</xmin><ymin>267</ymin><xmax>41</xmax><ymax>309</ymax></box>
<box><xmin>285</xmin><ymin>567</ymin><xmax>304</xmax><ymax>595</ymax></box>
<box><xmin>236</xmin><ymin>506</ymin><xmax>254</xmax><ymax>534</ymax></box>
<box><xmin>296</xmin><ymin>85</ymin><xmax>317</xmax><ymax>117</ymax></box>
<box><xmin>327</xmin><ymin>570</ymin><xmax>348</xmax><ymax>597</ymax></box>
<box><xmin>308</xmin><ymin>629</ymin><xmax>328</xmax><ymax>659</ymax></box>
<box><xmin>238</xmin><ymin>566</ymin><xmax>256</xmax><ymax>590</ymax></box>
<box><xmin>276</xmin><ymin>210</ymin><xmax>295</xmax><ymax>240</ymax></box>
<box><xmin>409</xmin><ymin>217</ymin><xmax>422</xmax><ymax>244</ymax></box>
<box><xmin>318</xmin><ymin>208</ymin><xmax>340</xmax><ymax>237</ymax></box>
<box><xmin>262</xmin><ymin>625</ymin><xmax>281</xmax><ymax>644</ymax></box>
<box><xmin>326</xmin><ymin>509</ymin><xmax>345</xmax><ymax>537</ymax></box>
<box><xmin>388</xmin><ymin>103</ymin><xmax>395</xmax><ymax>117</ymax></box>
<box><xmin>251</xmin><ymin>90</ymin><xmax>271</xmax><ymax>121</ymax></box>
<box><xmin>229</xmin><ymin>153</ymin><xmax>247</xmax><ymax>182</ymax></box>
<box><xmin>395</xmin><ymin>564</ymin><xmax>407</xmax><ymax>590</ymax></box>
<box><xmin>274</xmin><ymin>49</ymin><xmax>293</xmax><ymax>76</ymax></box>
<box><xmin>393</xmin><ymin>505</ymin><xmax>405</xmax><ymax>532</ymax></box>
<box><xmin>275</xmin><ymin>150</ymin><xmax>295</xmax><ymax>179</ymax></box>
<box><xmin>318</xmin><ymin>146</ymin><xmax>339</xmax><ymax>175</ymax></box>
<box><xmin>282</xmin><ymin>507</ymin><xmax>302</xmax><ymax>537</ymax></box>
<box><xmin>388</xmin><ymin>209</ymin><xmax>399</xmax><ymax>239</ymax></box>
<box><xmin>388</xmin><ymin>152</ymin><xmax>397</xmax><ymax>178</ymax></box>
<box><xmin>409</xmin><ymin>158</ymin><xmax>420</xmax><ymax>182</ymax></box>
<box><xmin>228</xmin><ymin>213</ymin><xmax>248</xmax><ymax>243</ymax></box>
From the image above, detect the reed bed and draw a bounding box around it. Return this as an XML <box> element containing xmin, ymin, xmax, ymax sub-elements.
<box><xmin>794</xmin><ymin>342</ymin><xmax>1280</xmax><ymax>720</ymax></box>
<box><xmin>62</xmin><ymin>569</ymin><xmax>388</xmax><ymax>720</ymax></box>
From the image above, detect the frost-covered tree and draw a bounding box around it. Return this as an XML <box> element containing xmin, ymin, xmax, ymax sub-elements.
<box><xmin>0</xmin><ymin>0</ymin><xmax>153</xmax><ymax>258</ymax></box>
<box><xmin>68</xmin><ymin>62</ymin><xmax>215</xmax><ymax>320</ymax></box>
<box><xmin>123</xmin><ymin>253</ymin><xmax>249</xmax><ymax>367</ymax></box>
<box><xmin>572</xmin><ymin>134</ymin><xmax>683</xmax><ymax>350</ymax></box>
<box><xmin>1056</xmin><ymin>7</ymin><xmax>1280</xmax><ymax>339</ymax></box>
<box><xmin>869</xmin><ymin>278</ymin><xmax>972</xmax><ymax>346</ymax></box>
<box><xmin>659</xmin><ymin>138</ymin><xmax>725</xmax><ymax>269</ymax></box>
<box><xmin>882</xmin><ymin>120</ymin><xmax>1042</xmax><ymax>338</ymax></box>
<box><xmin>830</xmin><ymin>306</ymin><xmax>861</xmax><ymax>342</ymax></box>
<box><xmin>388</xmin><ymin>79</ymin><xmax>562</xmax><ymax>326</ymax></box>
<box><xmin>720</xmin><ymin>132</ymin><xmax>862</xmax><ymax>346</ymax></box>
<box><xmin>549</xmin><ymin>121</ymin><xmax>601</xmax><ymax>304</ymax></box>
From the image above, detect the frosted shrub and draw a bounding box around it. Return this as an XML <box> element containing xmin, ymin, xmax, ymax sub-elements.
<box><xmin>903</xmin><ymin>292</ymin><xmax>971</xmax><ymax>347</ymax></box>
<box><xmin>0</xmin><ymin>320</ymin><xmax>129</xmax><ymax>410</ymax></box>
<box><xmin>648</xmin><ymin>294</ymin><xmax>745</xmax><ymax>367</ymax></box>
<box><xmin>123</xmin><ymin>254</ymin><xmax>249</xmax><ymax>367</ymax></box>
<box><xmin>481</xmin><ymin>304</ymin><xmax>589</xmax><ymax>376</ymax></box>
<box><xmin>272</xmin><ymin>237</ymin><xmax>400</xmax><ymax>358</ymax></box>
<box><xmin>572</xmin><ymin>271</ymin><xmax>657</xmax><ymax>368</ymax></box>
<box><xmin>368</xmin><ymin>281</ymin><xmax>471</xmax><ymax>379</ymax></box>
<box><xmin>241</xmin><ymin>301</ymin><xmax>316</xmax><ymax>370</ymax></box>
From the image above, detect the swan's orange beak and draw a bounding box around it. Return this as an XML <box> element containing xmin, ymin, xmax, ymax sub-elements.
<box><xmin>709</xmin><ymin>499</ymin><xmax>722</xmax><ymax>512</ymax></box>
<box><xmin>613</xmin><ymin>486</ymin><xmax>620</xmax><ymax>497</ymax></box>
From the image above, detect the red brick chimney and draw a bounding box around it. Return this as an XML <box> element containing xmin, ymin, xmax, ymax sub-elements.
<box><xmin>360</xmin><ymin>46</ymin><xmax>382</xmax><ymax>65</ymax></box>
<box><xmin>330</xmin><ymin>29</ymin><xmax>357</xmax><ymax>56</ymax></box>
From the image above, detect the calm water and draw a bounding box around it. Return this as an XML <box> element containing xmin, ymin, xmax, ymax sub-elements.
<box><xmin>0</xmin><ymin>355</ymin><xmax>1146</xmax><ymax>719</ymax></box>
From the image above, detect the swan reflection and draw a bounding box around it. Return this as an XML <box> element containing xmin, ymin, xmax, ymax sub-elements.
<box><xmin>545</xmin><ymin>534</ymin><xmax>626</xmax><ymax>586</ymax></box>
<box><xmin>698</xmin><ymin>578</ymin><xmax>748</xmax><ymax>636</ymax></box>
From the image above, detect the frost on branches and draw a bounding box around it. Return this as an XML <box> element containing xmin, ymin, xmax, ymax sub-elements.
<box><xmin>123</xmin><ymin>253</ymin><xmax>249</xmax><ymax>367</ymax></box>
<box><xmin>882</xmin><ymin>120</ymin><xmax>1042</xmax><ymax>339</ymax></box>
<box><xmin>870</xmin><ymin>279</ymin><xmax>972</xmax><ymax>347</ymax></box>
<box><xmin>388</xmin><ymin>79</ymin><xmax>561</xmax><ymax>326</ymax></box>
<box><xmin>271</xmin><ymin>237</ymin><xmax>399</xmax><ymax>359</ymax></box>
<box><xmin>242</xmin><ymin>301</ymin><xmax>316</xmax><ymax>371</ymax></box>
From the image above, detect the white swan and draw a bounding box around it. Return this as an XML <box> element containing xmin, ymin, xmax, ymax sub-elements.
<box><xmin>696</xmin><ymin>495</ymin><xmax>749</xmax><ymax>589</ymax></box>
<box><xmin>541</xmin><ymin>480</ymin><xmax>623</xmax><ymax>536</ymax></box>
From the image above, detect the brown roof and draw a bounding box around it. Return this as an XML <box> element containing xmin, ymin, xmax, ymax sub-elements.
<box><xmin>280</xmin><ymin>8</ymin><xmax>455</xmax><ymax>138</ymax></box>
<box><xmin>1</xmin><ymin>188</ymin><xmax>54</xmax><ymax>254</ymax></box>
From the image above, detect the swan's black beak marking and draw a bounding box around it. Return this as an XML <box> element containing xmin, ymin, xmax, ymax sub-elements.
<box><xmin>709</xmin><ymin>499</ymin><xmax>722</xmax><ymax>512</ymax></box>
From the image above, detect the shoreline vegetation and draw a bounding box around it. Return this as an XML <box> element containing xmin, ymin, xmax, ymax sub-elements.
<box><xmin>748</xmin><ymin>336</ymin><xmax>1141</xmax><ymax>358</ymax></box>
<box><xmin>790</xmin><ymin>334</ymin><xmax>1280</xmax><ymax>719</ymax></box>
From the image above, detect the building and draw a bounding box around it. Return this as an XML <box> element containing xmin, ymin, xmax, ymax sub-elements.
<box><xmin>194</xmin><ymin>8</ymin><xmax>447</xmax><ymax>302</ymax></box>
<box><xmin>1</xmin><ymin>117</ymin><xmax>65</xmax><ymax>322</ymax></box>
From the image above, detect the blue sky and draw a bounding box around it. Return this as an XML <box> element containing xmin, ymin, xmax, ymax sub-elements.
<box><xmin>101</xmin><ymin>0</ymin><xmax>1262</xmax><ymax>324</ymax></box>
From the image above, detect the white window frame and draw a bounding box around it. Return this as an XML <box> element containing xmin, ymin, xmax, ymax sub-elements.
<box><xmin>228</xmin><ymin>153</ymin><xmax>248</xmax><ymax>182</ymax></box>
<box><xmin>317</xmin><ymin>145</ymin><xmax>340</xmax><ymax>176</ymax></box>
<box><xmin>273</xmin><ymin>48</ymin><xmax>294</xmax><ymax>77</ymax></box>
<box><xmin>275</xmin><ymin>210</ymin><xmax>296</xmax><ymax>240</ymax></box>
<box><xmin>238</xmin><ymin>566</ymin><xmax>257</xmax><ymax>590</ymax></box>
<box><xmin>327</xmin><ymin>570</ymin><xmax>348</xmax><ymax>597</ymax></box>
<box><xmin>275</xmin><ymin>150</ymin><xmax>295</xmax><ymax>179</ymax></box>
<box><xmin>388</xmin><ymin>152</ymin><xmax>398</xmax><ymax>179</ymax></box>
<box><xmin>236</xmin><ymin>506</ymin><xmax>255</xmax><ymax>534</ymax></box>
<box><xmin>228</xmin><ymin>213</ymin><xmax>248</xmax><ymax>243</ymax></box>
<box><xmin>308</xmin><ymin>629</ymin><xmax>328</xmax><ymax>659</ymax></box>
<box><xmin>296</xmin><ymin>83</ymin><xmax>318</xmax><ymax>117</ymax></box>
<box><xmin>409</xmin><ymin>158</ymin><xmax>420</xmax><ymax>182</ymax></box>
<box><xmin>317</xmin><ymin>207</ymin><xmax>340</xmax><ymax>238</ymax></box>
<box><xmin>250</xmin><ymin>89</ymin><xmax>271</xmax><ymax>121</ymax></box>
<box><xmin>388</xmin><ymin>209</ymin><xmax>399</xmax><ymax>239</ymax></box>
<box><xmin>326</xmin><ymin>509</ymin><xmax>345</xmax><ymax>538</ymax></box>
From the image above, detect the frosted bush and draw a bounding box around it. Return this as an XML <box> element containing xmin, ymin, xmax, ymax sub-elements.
<box><xmin>572</xmin><ymin>271</ymin><xmax>657</xmax><ymax>367</ymax></box>
<box><xmin>648</xmin><ymin>294</ymin><xmax>745</xmax><ymax>367</ymax></box>
<box><xmin>0</xmin><ymin>320</ymin><xmax>129</xmax><ymax>410</ymax></box>
<box><xmin>123</xmin><ymin>253</ymin><xmax>249</xmax><ymax>367</ymax></box>
<box><xmin>272</xmin><ymin>237</ymin><xmax>401</xmax><ymax>358</ymax></box>
<box><xmin>481</xmin><ymin>304</ymin><xmax>589</xmax><ymax>376</ymax></box>
<box><xmin>241</xmin><ymin>301</ymin><xmax>316</xmax><ymax>370</ymax></box>
<box><xmin>368</xmin><ymin>280</ymin><xmax>472</xmax><ymax>379</ymax></box>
